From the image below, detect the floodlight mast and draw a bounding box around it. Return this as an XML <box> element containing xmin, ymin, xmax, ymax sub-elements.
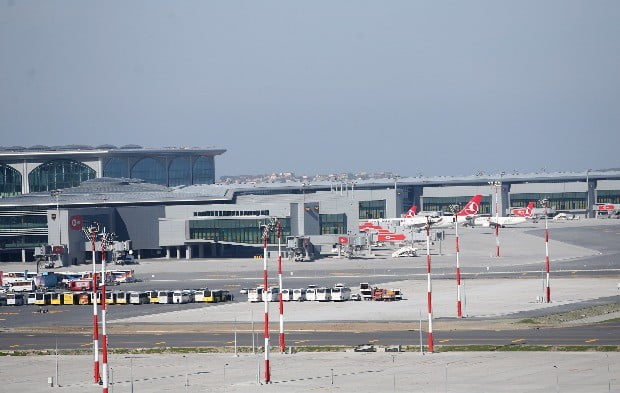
<box><xmin>425</xmin><ymin>217</ymin><xmax>434</xmax><ymax>352</ymax></box>
<box><xmin>82</xmin><ymin>222</ymin><xmax>101</xmax><ymax>384</ymax></box>
<box><xmin>449</xmin><ymin>204</ymin><xmax>463</xmax><ymax>318</ymax></box>
<box><xmin>277</xmin><ymin>220</ymin><xmax>285</xmax><ymax>354</ymax></box>
<box><xmin>261</xmin><ymin>218</ymin><xmax>277</xmax><ymax>384</ymax></box>
<box><xmin>540</xmin><ymin>198</ymin><xmax>551</xmax><ymax>303</ymax></box>
<box><xmin>99</xmin><ymin>229</ymin><xmax>116</xmax><ymax>393</ymax></box>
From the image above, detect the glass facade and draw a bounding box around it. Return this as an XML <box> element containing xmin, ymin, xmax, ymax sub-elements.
<box><xmin>29</xmin><ymin>159</ymin><xmax>96</xmax><ymax>193</ymax></box>
<box><xmin>596</xmin><ymin>190</ymin><xmax>620</xmax><ymax>204</ymax></box>
<box><xmin>423</xmin><ymin>196</ymin><xmax>492</xmax><ymax>215</ymax></box>
<box><xmin>131</xmin><ymin>158</ymin><xmax>167</xmax><ymax>186</ymax></box>
<box><xmin>0</xmin><ymin>164</ymin><xmax>21</xmax><ymax>197</ymax></box>
<box><xmin>511</xmin><ymin>192</ymin><xmax>587</xmax><ymax>210</ymax></box>
<box><xmin>193</xmin><ymin>156</ymin><xmax>215</xmax><ymax>185</ymax></box>
<box><xmin>0</xmin><ymin>209</ymin><xmax>47</xmax><ymax>249</ymax></box>
<box><xmin>189</xmin><ymin>218</ymin><xmax>291</xmax><ymax>244</ymax></box>
<box><xmin>103</xmin><ymin>158</ymin><xmax>129</xmax><ymax>178</ymax></box>
<box><xmin>359</xmin><ymin>200</ymin><xmax>386</xmax><ymax>219</ymax></box>
<box><xmin>168</xmin><ymin>157</ymin><xmax>191</xmax><ymax>187</ymax></box>
<box><xmin>319</xmin><ymin>213</ymin><xmax>347</xmax><ymax>235</ymax></box>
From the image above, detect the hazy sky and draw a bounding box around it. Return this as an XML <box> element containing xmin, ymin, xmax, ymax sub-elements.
<box><xmin>1</xmin><ymin>1</ymin><xmax>619</xmax><ymax>178</ymax></box>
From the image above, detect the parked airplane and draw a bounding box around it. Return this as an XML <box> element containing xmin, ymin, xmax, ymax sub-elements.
<box><xmin>510</xmin><ymin>202</ymin><xmax>535</xmax><ymax>217</ymax></box>
<box><xmin>359</xmin><ymin>195</ymin><xmax>484</xmax><ymax>232</ymax></box>
<box><xmin>470</xmin><ymin>202</ymin><xmax>534</xmax><ymax>227</ymax></box>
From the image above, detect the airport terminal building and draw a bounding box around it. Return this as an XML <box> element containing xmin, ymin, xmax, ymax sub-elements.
<box><xmin>0</xmin><ymin>146</ymin><xmax>619</xmax><ymax>264</ymax></box>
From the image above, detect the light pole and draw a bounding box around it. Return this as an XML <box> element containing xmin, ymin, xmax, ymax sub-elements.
<box><xmin>586</xmin><ymin>168</ymin><xmax>592</xmax><ymax>218</ymax></box>
<box><xmin>50</xmin><ymin>189</ymin><xmax>63</xmax><ymax>263</ymax></box>
<box><xmin>449</xmin><ymin>204</ymin><xmax>463</xmax><ymax>318</ymax></box>
<box><xmin>425</xmin><ymin>217</ymin><xmax>434</xmax><ymax>352</ymax></box>
<box><xmin>540</xmin><ymin>198</ymin><xmax>551</xmax><ymax>303</ymax></box>
<box><xmin>488</xmin><ymin>180</ymin><xmax>502</xmax><ymax>257</ymax></box>
<box><xmin>82</xmin><ymin>222</ymin><xmax>101</xmax><ymax>385</ymax></box>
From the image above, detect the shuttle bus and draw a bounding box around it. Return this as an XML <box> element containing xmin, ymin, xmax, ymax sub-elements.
<box><xmin>8</xmin><ymin>280</ymin><xmax>35</xmax><ymax>292</ymax></box>
<box><xmin>173</xmin><ymin>290</ymin><xmax>191</xmax><ymax>304</ymax></box>
<box><xmin>280</xmin><ymin>288</ymin><xmax>293</xmax><ymax>301</ymax></box>
<box><xmin>157</xmin><ymin>291</ymin><xmax>173</xmax><ymax>304</ymax></box>
<box><xmin>34</xmin><ymin>292</ymin><xmax>52</xmax><ymax>306</ymax></box>
<box><xmin>248</xmin><ymin>287</ymin><xmax>263</xmax><ymax>302</ymax></box>
<box><xmin>331</xmin><ymin>284</ymin><xmax>351</xmax><ymax>301</ymax></box>
<box><xmin>50</xmin><ymin>292</ymin><xmax>62</xmax><ymax>305</ymax></box>
<box><xmin>129</xmin><ymin>291</ymin><xmax>149</xmax><ymax>305</ymax></box>
<box><xmin>316</xmin><ymin>287</ymin><xmax>331</xmax><ymax>302</ymax></box>
<box><xmin>62</xmin><ymin>292</ymin><xmax>79</xmax><ymax>305</ymax></box>
<box><xmin>292</xmin><ymin>288</ymin><xmax>306</xmax><ymax>301</ymax></box>
<box><xmin>306</xmin><ymin>285</ymin><xmax>317</xmax><ymax>301</ymax></box>
<box><xmin>6</xmin><ymin>293</ymin><xmax>24</xmax><ymax>306</ymax></box>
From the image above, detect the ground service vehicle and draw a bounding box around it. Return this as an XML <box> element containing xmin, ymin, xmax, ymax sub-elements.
<box><xmin>306</xmin><ymin>286</ymin><xmax>318</xmax><ymax>301</ymax></box>
<box><xmin>63</xmin><ymin>292</ymin><xmax>78</xmax><ymax>305</ymax></box>
<box><xmin>50</xmin><ymin>292</ymin><xmax>62</xmax><ymax>305</ymax></box>
<box><xmin>173</xmin><ymin>290</ymin><xmax>191</xmax><ymax>304</ymax></box>
<box><xmin>145</xmin><ymin>290</ymin><xmax>159</xmax><ymax>303</ymax></box>
<box><xmin>116</xmin><ymin>291</ymin><xmax>129</xmax><ymax>304</ymax></box>
<box><xmin>331</xmin><ymin>284</ymin><xmax>351</xmax><ymax>301</ymax></box>
<box><xmin>129</xmin><ymin>291</ymin><xmax>149</xmax><ymax>304</ymax></box>
<box><xmin>281</xmin><ymin>288</ymin><xmax>293</xmax><ymax>301</ymax></box>
<box><xmin>105</xmin><ymin>292</ymin><xmax>117</xmax><ymax>305</ymax></box>
<box><xmin>7</xmin><ymin>293</ymin><xmax>24</xmax><ymax>306</ymax></box>
<box><xmin>158</xmin><ymin>291</ymin><xmax>173</xmax><ymax>304</ymax></box>
<box><xmin>34</xmin><ymin>292</ymin><xmax>52</xmax><ymax>305</ymax></box>
<box><xmin>316</xmin><ymin>287</ymin><xmax>331</xmax><ymax>302</ymax></box>
<box><xmin>292</xmin><ymin>288</ymin><xmax>306</xmax><ymax>301</ymax></box>
<box><xmin>262</xmin><ymin>287</ymin><xmax>279</xmax><ymax>302</ymax></box>
<box><xmin>78</xmin><ymin>292</ymin><xmax>91</xmax><ymax>305</ymax></box>
<box><xmin>248</xmin><ymin>287</ymin><xmax>263</xmax><ymax>302</ymax></box>
<box><xmin>359</xmin><ymin>283</ymin><xmax>373</xmax><ymax>300</ymax></box>
<box><xmin>69</xmin><ymin>280</ymin><xmax>92</xmax><ymax>292</ymax></box>
<box><xmin>8</xmin><ymin>280</ymin><xmax>36</xmax><ymax>292</ymax></box>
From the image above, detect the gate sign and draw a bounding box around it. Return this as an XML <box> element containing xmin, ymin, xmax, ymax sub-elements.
<box><xmin>338</xmin><ymin>236</ymin><xmax>349</xmax><ymax>244</ymax></box>
<box><xmin>597</xmin><ymin>204</ymin><xmax>616</xmax><ymax>211</ymax></box>
<box><xmin>69</xmin><ymin>215</ymin><xmax>83</xmax><ymax>230</ymax></box>
<box><xmin>52</xmin><ymin>245</ymin><xmax>65</xmax><ymax>255</ymax></box>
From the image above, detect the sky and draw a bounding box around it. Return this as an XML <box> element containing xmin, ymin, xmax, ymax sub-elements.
<box><xmin>1</xmin><ymin>1</ymin><xmax>619</xmax><ymax>178</ymax></box>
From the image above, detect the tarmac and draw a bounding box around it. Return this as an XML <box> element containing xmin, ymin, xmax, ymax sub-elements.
<box><xmin>2</xmin><ymin>351</ymin><xmax>619</xmax><ymax>392</ymax></box>
<box><xmin>1</xmin><ymin>219</ymin><xmax>619</xmax><ymax>392</ymax></box>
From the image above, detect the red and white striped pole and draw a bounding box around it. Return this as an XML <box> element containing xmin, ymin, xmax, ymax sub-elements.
<box><xmin>425</xmin><ymin>219</ymin><xmax>434</xmax><ymax>352</ymax></box>
<box><xmin>454</xmin><ymin>212</ymin><xmax>463</xmax><ymax>318</ymax></box>
<box><xmin>262</xmin><ymin>225</ymin><xmax>271</xmax><ymax>384</ymax></box>
<box><xmin>100</xmin><ymin>230</ymin><xmax>109</xmax><ymax>393</ymax></box>
<box><xmin>277</xmin><ymin>221</ymin><xmax>285</xmax><ymax>353</ymax></box>
<box><xmin>91</xmin><ymin>230</ymin><xmax>101</xmax><ymax>384</ymax></box>
<box><xmin>543</xmin><ymin>199</ymin><xmax>551</xmax><ymax>303</ymax></box>
<box><xmin>494</xmin><ymin>182</ymin><xmax>500</xmax><ymax>257</ymax></box>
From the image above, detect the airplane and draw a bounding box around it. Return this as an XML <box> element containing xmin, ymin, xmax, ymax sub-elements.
<box><xmin>469</xmin><ymin>201</ymin><xmax>535</xmax><ymax>227</ymax></box>
<box><xmin>359</xmin><ymin>194</ymin><xmax>484</xmax><ymax>231</ymax></box>
<box><xmin>510</xmin><ymin>202</ymin><xmax>535</xmax><ymax>217</ymax></box>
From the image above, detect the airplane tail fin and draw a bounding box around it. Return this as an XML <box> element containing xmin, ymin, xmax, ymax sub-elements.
<box><xmin>525</xmin><ymin>201</ymin><xmax>535</xmax><ymax>217</ymax></box>
<box><xmin>457</xmin><ymin>194</ymin><xmax>483</xmax><ymax>216</ymax></box>
<box><xmin>404</xmin><ymin>205</ymin><xmax>418</xmax><ymax>218</ymax></box>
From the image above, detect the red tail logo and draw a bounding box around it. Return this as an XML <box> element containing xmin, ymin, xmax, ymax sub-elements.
<box><xmin>404</xmin><ymin>205</ymin><xmax>418</xmax><ymax>218</ymax></box>
<box><xmin>513</xmin><ymin>202</ymin><xmax>535</xmax><ymax>217</ymax></box>
<box><xmin>458</xmin><ymin>195</ymin><xmax>483</xmax><ymax>216</ymax></box>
